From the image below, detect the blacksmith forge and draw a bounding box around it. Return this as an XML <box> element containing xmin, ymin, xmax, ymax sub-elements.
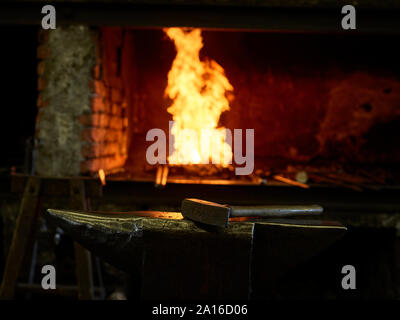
<box><xmin>0</xmin><ymin>0</ymin><xmax>400</xmax><ymax>300</ymax></box>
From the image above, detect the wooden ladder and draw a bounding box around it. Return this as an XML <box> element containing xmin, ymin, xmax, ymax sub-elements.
<box><xmin>0</xmin><ymin>175</ymin><xmax>101</xmax><ymax>300</ymax></box>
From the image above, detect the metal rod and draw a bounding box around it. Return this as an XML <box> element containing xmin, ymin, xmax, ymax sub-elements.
<box><xmin>231</xmin><ymin>204</ymin><xmax>323</xmax><ymax>217</ymax></box>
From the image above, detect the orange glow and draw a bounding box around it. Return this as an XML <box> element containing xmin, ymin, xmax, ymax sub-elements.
<box><xmin>98</xmin><ymin>169</ymin><xmax>106</xmax><ymax>186</ymax></box>
<box><xmin>164</xmin><ymin>28</ymin><xmax>233</xmax><ymax>166</ymax></box>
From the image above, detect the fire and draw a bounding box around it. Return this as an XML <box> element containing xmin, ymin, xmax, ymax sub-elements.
<box><xmin>164</xmin><ymin>28</ymin><xmax>233</xmax><ymax>166</ymax></box>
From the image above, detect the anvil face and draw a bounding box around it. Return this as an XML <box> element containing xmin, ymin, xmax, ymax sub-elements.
<box><xmin>45</xmin><ymin>209</ymin><xmax>345</xmax><ymax>299</ymax></box>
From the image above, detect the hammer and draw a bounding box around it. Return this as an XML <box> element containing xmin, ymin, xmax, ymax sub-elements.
<box><xmin>181</xmin><ymin>198</ymin><xmax>323</xmax><ymax>228</ymax></box>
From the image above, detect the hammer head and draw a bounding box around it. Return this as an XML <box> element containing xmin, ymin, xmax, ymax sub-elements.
<box><xmin>181</xmin><ymin>198</ymin><xmax>231</xmax><ymax>227</ymax></box>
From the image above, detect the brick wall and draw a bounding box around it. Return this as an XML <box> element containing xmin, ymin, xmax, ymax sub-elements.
<box><xmin>79</xmin><ymin>27</ymin><xmax>128</xmax><ymax>174</ymax></box>
<box><xmin>35</xmin><ymin>26</ymin><xmax>128</xmax><ymax>176</ymax></box>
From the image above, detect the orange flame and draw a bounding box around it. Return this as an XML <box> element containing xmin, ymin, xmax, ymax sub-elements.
<box><xmin>164</xmin><ymin>28</ymin><xmax>233</xmax><ymax>166</ymax></box>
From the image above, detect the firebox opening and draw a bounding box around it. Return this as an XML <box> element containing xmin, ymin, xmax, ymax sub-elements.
<box><xmin>76</xmin><ymin>27</ymin><xmax>400</xmax><ymax>186</ymax></box>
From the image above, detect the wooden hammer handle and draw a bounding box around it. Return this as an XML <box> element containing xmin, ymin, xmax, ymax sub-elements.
<box><xmin>230</xmin><ymin>204</ymin><xmax>323</xmax><ymax>217</ymax></box>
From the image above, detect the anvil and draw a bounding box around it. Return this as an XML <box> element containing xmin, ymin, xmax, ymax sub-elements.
<box><xmin>45</xmin><ymin>209</ymin><xmax>346</xmax><ymax>299</ymax></box>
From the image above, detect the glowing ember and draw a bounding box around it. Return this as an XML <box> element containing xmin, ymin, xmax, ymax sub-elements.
<box><xmin>98</xmin><ymin>169</ymin><xmax>106</xmax><ymax>186</ymax></box>
<box><xmin>164</xmin><ymin>27</ymin><xmax>233</xmax><ymax>166</ymax></box>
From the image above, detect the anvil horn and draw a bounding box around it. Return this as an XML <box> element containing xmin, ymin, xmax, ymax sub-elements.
<box><xmin>45</xmin><ymin>209</ymin><xmax>182</xmax><ymax>273</ymax></box>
